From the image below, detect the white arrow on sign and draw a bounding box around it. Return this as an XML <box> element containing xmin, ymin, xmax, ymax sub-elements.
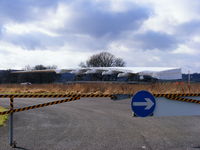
<box><xmin>133</xmin><ymin>98</ymin><xmax>154</xmax><ymax>110</ymax></box>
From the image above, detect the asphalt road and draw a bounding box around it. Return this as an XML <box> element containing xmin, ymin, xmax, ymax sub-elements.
<box><xmin>1</xmin><ymin>97</ymin><xmax>200</xmax><ymax>150</ymax></box>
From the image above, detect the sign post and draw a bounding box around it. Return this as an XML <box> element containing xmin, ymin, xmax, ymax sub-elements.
<box><xmin>131</xmin><ymin>91</ymin><xmax>156</xmax><ymax>117</ymax></box>
<box><xmin>9</xmin><ymin>97</ymin><xmax>16</xmax><ymax>148</ymax></box>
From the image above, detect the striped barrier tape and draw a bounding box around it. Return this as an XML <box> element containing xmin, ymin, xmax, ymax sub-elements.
<box><xmin>0</xmin><ymin>93</ymin><xmax>113</xmax><ymax>115</ymax></box>
<box><xmin>153</xmin><ymin>93</ymin><xmax>200</xmax><ymax>97</ymax></box>
<box><xmin>111</xmin><ymin>93</ymin><xmax>200</xmax><ymax>99</ymax></box>
<box><xmin>0</xmin><ymin>93</ymin><xmax>113</xmax><ymax>98</ymax></box>
<box><xmin>120</xmin><ymin>93</ymin><xmax>200</xmax><ymax>104</ymax></box>
<box><xmin>164</xmin><ymin>96</ymin><xmax>200</xmax><ymax>104</ymax></box>
<box><xmin>0</xmin><ymin>96</ymin><xmax>80</xmax><ymax>115</ymax></box>
<box><xmin>10</xmin><ymin>97</ymin><xmax>13</xmax><ymax>109</ymax></box>
<box><xmin>153</xmin><ymin>93</ymin><xmax>200</xmax><ymax>104</ymax></box>
<box><xmin>115</xmin><ymin>93</ymin><xmax>200</xmax><ymax>97</ymax></box>
<box><xmin>0</xmin><ymin>93</ymin><xmax>200</xmax><ymax>99</ymax></box>
<box><xmin>1</xmin><ymin>93</ymin><xmax>200</xmax><ymax>115</ymax></box>
<box><xmin>111</xmin><ymin>93</ymin><xmax>200</xmax><ymax>104</ymax></box>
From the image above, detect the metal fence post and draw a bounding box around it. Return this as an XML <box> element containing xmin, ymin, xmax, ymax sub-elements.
<box><xmin>9</xmin><ymin>97</ymin><xmax>16</xmax><ymax>148</ymax></box>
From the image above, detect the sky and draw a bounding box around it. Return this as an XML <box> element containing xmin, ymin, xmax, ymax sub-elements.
<box><xmin>0</xmin><ymin>0</ymin><xmax>200</xmax><ymax>73</ymax></box>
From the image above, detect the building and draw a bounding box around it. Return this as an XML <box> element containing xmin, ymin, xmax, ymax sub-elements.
<box><xmin>9</xmin><ymin>67</ymin><xmax>182</xmax><ymax>83</ymax></box>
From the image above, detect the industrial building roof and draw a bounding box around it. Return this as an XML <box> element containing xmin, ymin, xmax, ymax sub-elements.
<box><xmin>11</xmin><ymin>67</ymin><xmax>182</xmax><ymax>80</ymax></box>
<box><xmin>57</xmin><ymin>67</ymin><xmax>182</xmax><ymax>80</ymax></box>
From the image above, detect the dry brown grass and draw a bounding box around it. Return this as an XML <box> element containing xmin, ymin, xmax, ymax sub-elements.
<box><xmin>0</xmin><ymin>82</ymin><xmax>199</xmax><ymax>94</ymax></box>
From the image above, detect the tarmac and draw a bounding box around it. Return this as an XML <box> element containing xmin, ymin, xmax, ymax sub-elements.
<box><xmin>1</xmin><ymin>97</ymin><xmax>200</xmax><ymax>150</ymax></box>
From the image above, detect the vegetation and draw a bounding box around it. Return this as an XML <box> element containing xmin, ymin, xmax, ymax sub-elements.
<box><xmin>0</xmin><ymin>82</ymin><xmax>196</xmax><ymax>127</ymax></box>
<box><xmin>24</xmin><ymin>64</ymin><xmax>57</xmax><ymax>71</ymax></box>
<box><xmin>0</xmin><ymin>82</ymin><xmax>197</xmax><ymax>94</ymax></box>
<box><xmin>80</xmin><ymin>52</ymin><xmax>126</xmax><ymax>67</ymax></box>
<box><xmin>33</xmin><ymin>65</ymin><xmax>57</xmax><ymax>70</ymax></box>
<box><xmin>0</xmin><ymin>106</ymin><xmax>8</xmax><ymax>126</ymax></box>
<box><xmin>0</xmin><ymin>70</ymin><xmax>58</xmax><ymax>84</ymax></box>
<box><xmin>0</xmin><ymin>64</ymin><xmax>58</xmax><ymax>84</ymax></box>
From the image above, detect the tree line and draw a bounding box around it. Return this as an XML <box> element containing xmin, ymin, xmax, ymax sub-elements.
<box><xmin>0</xmin><ymin>52</ymin><xmax>126</xmax><ymax>83</ymax></box>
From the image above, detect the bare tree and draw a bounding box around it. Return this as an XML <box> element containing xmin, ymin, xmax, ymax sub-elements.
<box><xmin>84</xmin><ymin>52</ymin><xmax>126</xmax><ymax>67</ymax></box>
<box><xmin>24</xmin><ymin>65</ymin><xmax>32</xmax><ymax>71</ymax></box>
<box><xmin>79</xmin><ymin>62</ymin><xmax>87</xmax><ymax>68</ymax></box>
<box><xmin>33</xmin><ymin>65</ymin><xmax>57</xmax><ymax>70</ymax></box>
<box><xmin>33</xmin><ymin>65</ymin><xmax>47</xmax><ymax>70</ymax></box>
<box><xmin>113</xmin><ymin>58</ymin><xmax>125</xmax><ymax>67</ymax></box>
<box><xmin>46</xmin><ymin>65</ymin><xmax>57</xmax><ymax>69</ymax></box>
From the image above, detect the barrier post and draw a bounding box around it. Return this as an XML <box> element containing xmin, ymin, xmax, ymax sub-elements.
<box><xmin>9</xmin><ymin>97</ymin><xmax>16</xmax><ymax>148</ymax></box>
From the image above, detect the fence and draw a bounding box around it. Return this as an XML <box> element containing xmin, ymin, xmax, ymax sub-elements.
<box><xmin>1</xmin><ymin>93</ymin><xmax>200</xmax><ymax>148</ymax></box>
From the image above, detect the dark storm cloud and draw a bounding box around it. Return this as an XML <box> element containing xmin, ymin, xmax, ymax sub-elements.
<box><xmin>59</xmin><ymin>1</ymin><xmax>151</xmax><ymax>38</ymax></box>
<box><xmin>0</xmin><ymin>0</ymin><xmax>59</xmax><ymax>22</ymax></box>
<box><xmin>0</xmin><ymin>0</ymin><xmax>152</xmax><ymax>51</ymax></box>
<box><xmin>2</xmin><ymin>30</ymin><xmax>111</xmax><ymax>51</ymax></box>
<box><xmin>3</xmin><ymin>33</ymin><xmax>66</xmax><ymax>50</ymax></box>
<box><xmin>133</xmin><ymin>31</ymin><xmax>178</xmax><ymax>50</ymax></box>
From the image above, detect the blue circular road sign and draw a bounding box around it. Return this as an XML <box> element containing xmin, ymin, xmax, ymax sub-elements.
<box><xmin>131</xmin><ymin>90</ymin><xmax>156</xmax><ymax>117</ymax></box>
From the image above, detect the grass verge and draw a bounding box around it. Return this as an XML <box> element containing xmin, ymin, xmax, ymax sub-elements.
<box><xmin>0</xmin><ymin>106</ymin><xmax>8</xmax><ymax>126</ymax></box>
<box><xmin>0</xmin><ymin>82</ymin><xmax>198</xmax><ymax>94</ymax></box>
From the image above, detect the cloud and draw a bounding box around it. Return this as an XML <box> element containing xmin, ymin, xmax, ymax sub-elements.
<box><xmin>0</xmin><ymin>0</ymin><xmax>151</xmax><ymax>51</ymax></box>
<box><xmin>0</xmin><ymin>0</ymin><xmax>59</xmax><ymax>22</ymax></box>
<box><xmin>61</xmin><ymin>1</ymin><xmax>150</xmax><ymax>38</ymax></box>
<box><xmin>171</xmin><ymin>44</ymin><xmax>198</xmax><ymax>55</ymax></box>
<box><xmin>108</xmin><ymin>42</ymin><xmax>200</xmax><ymax>73</ymax></box>
<box><xmin>133</xmin><ymin>31</ymin><xmax>178</xmax><ymax>50</ymax></box>
<box><xmin>2</xmin><ymin>32</ymin><xmax>65</xmax><ymax>50</ymax></box>
<box><xmin>0</xmin><ymin>41</ymin><xmax>91</xmax><ymax>69</ymax></box>
<box><xmin>0</xmin><ymin>0</ymin><xmax>199</xmax><ymax>73</ymax></box>
<box><xmin>176</xmin><ymin>20</ymin><xmax>200</xmax><ymax>37</ymax></box>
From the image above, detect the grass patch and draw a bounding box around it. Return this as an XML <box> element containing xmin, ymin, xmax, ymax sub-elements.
<box><xmin>0</xmin><ymin>106</ymin><xmax>8</xmax><ymax>126</ymax></box>
<box><xmin>0</xmin><ymin>82</ymin><xmax>198</xmax><ymax>94</ymax></box>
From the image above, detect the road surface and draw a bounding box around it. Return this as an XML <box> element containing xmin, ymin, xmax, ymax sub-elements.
<box><xmin>0</xmin><ymin>97</ymin><xmax>200</xmax><ymax>150</ymax></box>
